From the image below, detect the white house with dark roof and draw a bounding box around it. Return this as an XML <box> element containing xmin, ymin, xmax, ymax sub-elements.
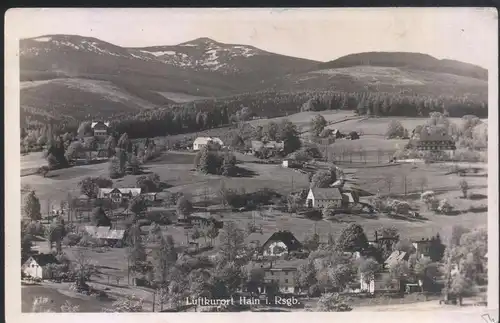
<box><xmin>409</xmin><ymin>127</ymin><xmax>456</xmax><ymax>159</ymax></box>
<box><xmin>22</xmin><ymin>254</ymin><xmax>60</xmax><ymax>279</ymax></box>
<box><xmin>91</xmin><ymin>121</ymin><xmax>110</xmax><ymax>137</ymax></box>
<box><xmin>98</xmin><ymin>188</ymin><xmax>141</xmax><ymax>203</ymax></box>
<box><xmin>246</xmin><ymin>230</ymin><xmax>303</xmax><ymax>257</ymax></box>
<box><xmin>193</xmin><ymin>137</ymin><xmax>223</xmax><ymax>151</ymax></box>
<box><xmin>305</xmin><ymin>188</ymin><xmax>344</xmax><ymax>208</ymax></box>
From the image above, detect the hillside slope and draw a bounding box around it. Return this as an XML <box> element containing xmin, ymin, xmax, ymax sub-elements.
<box><xmin>259</xmin><ymin>65</ymin><xmax>488</xmax><ymax>97</ymax></box>
<box><xmin>20</xmin><ymin>78</ymin><xmax>166</xmax><ymax>124</ymax></box>
<box><xmin>20</xmin><ymin>35</ymin><xmax>488</xmax><ymax>125</ymax></box>
<box><xmin>317</xmin><ymin>52</ymin><xmax>488</xmax><ymax>80</ymax></box>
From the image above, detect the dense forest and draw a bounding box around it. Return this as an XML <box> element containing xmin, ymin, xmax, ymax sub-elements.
<box><xmin>22</xmin><ymin>90</ymin><xmax>487</xmax><ymax>140</ymax></box>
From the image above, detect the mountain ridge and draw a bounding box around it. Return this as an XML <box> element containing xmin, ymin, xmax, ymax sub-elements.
<box><xmin>19</xmin><ymin>34</ymin><xmax>488</xmax><ymax>126</ymax></box>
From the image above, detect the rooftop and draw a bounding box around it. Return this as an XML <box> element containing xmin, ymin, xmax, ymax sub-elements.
<box><xmin>28</xmin><ymin>254</ymin><xmax>60</xmax><ymax>266</ymax></box>
<box><xmin>309</xmin><ymin>187</ymin><xmax>343</xmax><ymax>200</ymax></box>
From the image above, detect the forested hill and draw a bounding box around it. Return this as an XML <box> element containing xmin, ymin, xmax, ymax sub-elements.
<box><xmin>317</xmin><ymin>52</ymin><xmax>488</xmax><ymax>80</ymax></box>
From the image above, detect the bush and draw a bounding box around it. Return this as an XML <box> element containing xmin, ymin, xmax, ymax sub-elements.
<box><xmin>62</xmin><ymin>233</ymin><xmax>82</xmax><ymax>246</ymax></box>
<box><xmin>137</xmin><ymin>219</ymin><xmax>152</xmax><ymax>227</ymax></box>
<box><xmin>389</xmin><ymin>200</ymin><xmax>410</xmax><ymax>215</ymax></box>
<box><xmin>437</xmin><ymin>199</ymin><xmax>453</xmax><ymax>214</ymax></box>
<box><xmin>386</xmin><ymin>120</ymin><xmax>406</xmax><ymax>139</ymax></box>
<box><xmin>146</xmin><ymin>210</ymin><xmax>174</xmax><ymax>225</ymax></box>
<box><xmin>77</xmin><ymin>233</ymin><xmax>100</xmax><ymax>248</ymax></box>
<box><xmin>322</xmin><ymin>206</ymin><xmax>336</xmax><ymax>218</ymax></box>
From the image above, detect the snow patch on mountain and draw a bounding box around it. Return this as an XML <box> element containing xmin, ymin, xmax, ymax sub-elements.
<box><xmin>33</xmin><ymin>37</ymin><xmax>52</xmax><ymax>42</ymax></box>
<box><xmin>140</xmin><ymin>50</ymin><xmax>177</xmax><ymax>57</ymax></box>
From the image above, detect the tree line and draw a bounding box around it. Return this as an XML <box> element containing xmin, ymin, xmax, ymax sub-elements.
<box><xmin>21</xmin><ymin>88</ymin><xmax>487</xmax><ymax>143</ymax></box>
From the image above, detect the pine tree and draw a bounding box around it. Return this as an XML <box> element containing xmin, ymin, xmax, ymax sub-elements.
<box><xmin>24</xmin><ymin>191</ymin><xmax>42</xmax><ymax>221</ymax></box>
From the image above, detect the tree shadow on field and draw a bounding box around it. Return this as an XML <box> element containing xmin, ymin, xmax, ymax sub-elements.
<box><xmin>384</xmin><ymin>213</ymin><xmax>425</xmax><ymax>222</ymax></box>
<box><xmin>327</xmin><ymin>217</ymin><xmax>356</xmax><ymax>223</ymax></box>
<box><xmin>159</xmin><ymin>182</ymin><xmax>173</xmax><ymax>190</ymax></box>
<box><xmin>468</xmin><ymin>206</ymin><xmax>488</xmax><ymax>213</ymax></box>
<box><xmin>97</xmin><ymin>265</ymin><xmax>121</xmax><ymax>271</ymax></box>
<box><xmin>468</xmin><ymin>193</ymin><xmax>487</xmax><ymax>201</ymax></box>
<box><xmin>441</xmin><ymin>210</ymin><xmax>462</xmax><ymax>216</ymax></box>
<box><xmin>232</xmin><ymin>166</ymin><xmax>258</xmax><ymax>178</ymax></box>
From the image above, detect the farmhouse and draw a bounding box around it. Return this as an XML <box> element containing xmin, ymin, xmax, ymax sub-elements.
<box><xmin>410</xmin><ymin>129</ymin><xmax>456</xmax><ymax>158</ymax></box>
<box><xmin>91</xmin><ymin>121</ymin><xmax>110</xmax><ymax>137</ymax></box>
<box><xmin>330</xmin><ymin>129</ymin><xmax>344</xmax><ymax>139</ymax></box>
<box><xmin>251</xmin><ymin>140</ymin><xmax>284</xmax><ymax>154</ymax></box>
<box><xmin>84</xmin><ymin>226</ymin><xmax>126</xmax><ymax>246</ymax></box>
<box><xmin>193</xmin><ymin>137</ymin><xmax>224</xmax><ymax>151</ymax></box>
<box><xmin>305</xmin><ymin>188</ymin><xmax>343</xmax><ymax>208</ymax></box>
<box><xmin>282</xmin><ymin>159</ymin><xmax>302</xmax><ymax>168</ymax></box>
<box><xmin>412</xmin><ymin>238</ymin><xmax>433</xmax><ymax>259</ymax></box>
<box><xmin>98</xmin><ymin>188</ymin><xmax>141</xmax><ymax>203</ymax></box>
<box><xmin>189</xmin><ymin>212</ymin><xmax>223</xmax><ymax>228</ymax></box>
<box><xmin>22</xmin><ymin>254</ymin><xmax>60</xmax><ymax>279</ymax></box>
<box><xmin>261</xmin><ymin>259</ymin><xmax>305</xmax><ymax>294</ymax></box>
<box><xmin>142</xmin><ymin>192</ymin><xmax>158</xmax><ymax>202</ymax></box>
<box><xmin>246</xmin><ymin>230</ymin><xmax>303</xmax><ymax>257</ymax></box>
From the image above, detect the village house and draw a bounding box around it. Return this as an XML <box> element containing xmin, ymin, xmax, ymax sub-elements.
<box><xmin>91</xmin><ymin>121</ymin><xmax>110</xmax><ymax>137</ymax></box>
<box><xmin>98</xmin><ymin>188</ymin><xmax>142</xmax><ymax>203</ymax></box>
<box><xmin>251</xmin><ymin>140</ymin><xmax>285</xmax><ymax>156</ymax></box>
<box><xmin>257</xmin><ymin>259</ymin><xmax>305</xmax><ymax>294</ymax></box>
<box><xmin>412</xmin><ymin>238</ymin><xmax>433</xmax><ymax>259</ymax></box>
<box><xmin>192</xmin><ymin>137</ymin><xmax>224</xmax><ymax>151</ymax></box>
<box><xmin>305</xmin><ymin>188</ymin><xmax>343</xmax><ymax>208</ymax></box>
<box><xmin>330</xmin><ymin>129</ymin><xmax>344</xmax><ymax>139</ymax></box>
<box><xmin>282</xmin><ymin>159</ymin><xmax>302</xmax><ymax>169</ymax></box>
<box><xmin>409</xmin><ymin>128</ymin><xmax>456</xmax><ymax>159</ymax></box>
<box><xmin>246</xmin><ymin>230</ymin><xmax>303</xmax><ymax>257</ymax></box>
<box><xmin>84</xmin><ymin>226</ymin><xmax>126</xmax><ymax>247</ymax></box>
<box><xmin>141</xmin><ymin>192</ymin><xmax>158</xmax><ymax>202</ymax></box>
<box><xmin>189</xmin><ymin>212</ymin><xmax>223</xmax><ymax>228</ymax></box>
<box><xmin>22</xmin><ymin>254</ymin><xmax>60</xmax><ymax>279</ymax></box>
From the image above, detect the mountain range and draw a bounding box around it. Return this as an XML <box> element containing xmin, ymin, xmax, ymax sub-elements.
<box><xmin>19</xmin><ymin>34</ymin><xmax>488</xmax><ymax>124</ymax></box>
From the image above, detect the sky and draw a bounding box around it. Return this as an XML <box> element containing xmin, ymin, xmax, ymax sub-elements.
<box><xmin>6</xmin><ymin>8</ymin><xmax>498</xmax><ymax>70</ymax></box>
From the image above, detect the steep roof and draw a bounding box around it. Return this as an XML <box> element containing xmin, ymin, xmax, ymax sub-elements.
<box><xmin>194</xmin><ymin>137</ymin><xmax>223</xmax><ymax>145</ymax></box>
<box><xmin>385</xmin><ymin>250</ymin><xmax>409</xmax><ymax>266</ymax></box>
<box><xmin>98</xmin><ymin>188</ymin><xmax>141</xmax><ymax>198</ymax></box>
<box><xmin>28</xmin><ymin>254</ymin><xmax>60</xmax><ymax>266</ymax></box>
<box><xmin>342</xmin><ymin>192</ymin><xmax>356</xmax><ymax>203</ymax></box>
<box><xmin>261</xmin><ymin>230</ymin><xmax>303</xmax><ymax>252</ymax></box>
<box><xmin>190</xmin><ymin>212</ymin><xmax>222</xmax><ymax>222</ymax></box>
<box><xmin>194</xmin><ymin>137</ymin><xmax>212</xmax><ymax>145</ymax></box>
<box><xmin>246</xmin><ymin>232</ymin><xmax>274</xmax><ymax>246</ymax></box>
<box><xmin>84</xmin><ymin>226</ymin><xmax>125</xmax><ymax>240</ymax></box>
<box><xmin>310</xmin><ymin>188</ymin><xmax>343</xmax><ymax>200</ymax></box>
<box><xmin>91</xmin><ymin>121</ymin><xmax>110</xmax><ymax>129</ymax></box>
<box><xmin>418</xmin><ymin>128</ymin><xmax>455</xmax><ymax>143</ymax></box>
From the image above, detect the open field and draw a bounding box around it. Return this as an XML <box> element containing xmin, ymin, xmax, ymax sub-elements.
<box><xmin>22</xmin><ymin>146</ymin><xmax>488</xmax><ymax>244</ymax></box>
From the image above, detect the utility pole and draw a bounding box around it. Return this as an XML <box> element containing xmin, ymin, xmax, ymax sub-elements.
<box><xmin>152</xmin><ymin>289</ymin><xmax>156</xmax><ymax>312</ymax></box>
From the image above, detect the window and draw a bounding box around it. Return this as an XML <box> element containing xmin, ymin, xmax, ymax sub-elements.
<box><xmin>285</xmin><ymin>279</ymin><xmax>289</xmax><ymax>283</ymax></box>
